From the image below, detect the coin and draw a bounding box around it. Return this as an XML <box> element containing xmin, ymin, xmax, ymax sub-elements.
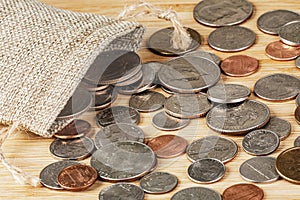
<box><xmin>142</xmin><ymin>61</ymin><xmax>165</xmax><ymax>84</ymax></box>
<box><xmin>54</xmin><ymin>119</ymin><xmax>91</xmax><ymax>139</ymax></box>
<box><xmin>265</xmin><ymin>41</ymin><xmax>300</xmax><ymax>61</ymax></box>
<box><xmin>99</xmin><ymin>183</ymin><xmax>144</xmax><ymax>200</ymax></box>
<box><xmin>263</xmin><ymin>117</ymin><xmax>291</xmax><ymax>140</ymax></box>
<box><xmin>90</xmin><ymin>141</ymin><xmax>156</xmax><ymax>181</ymax></box>
<box><xmin>114</xmin><ymin>69</ymin><xmax>143</xmax><ymax>87</ymax></box>
<box><xmin>186</xmin><ymin>136</ymin><xmax>238</xmax><ymax>163</ymax></box>
<box><xmin>148</xmin><ymin>27</ymin><xmax>201</xmax><ymax>56</ymax></box>
<box><xmin>254</xmin><ymin>73</ymin><xmax>300</xmax><ymax>101</ymax></box>
<box><xmin>295</xmin><ymin>105</ymin><xmax>300</xmax><ymax>124</ymax></box>
<box><xmin>222</xmin><ymin>183</ymin><xmax>264</xmax><ymax>200</ymax></box>
<box><xmin>220</xmin><ymin>55</ymin><xmax>259</xmax><ymax>77</ymax></box>
<box><xmin>242</xmin><ymin>129</ymin><xmax>280</xmax><ymax>156</ymax></box>
<box><xmin>129</xmin><ymin>91</ymin><xmax>165</xmax><ymax>112</ymax></box>
<box><xmin>171</xmin><ymin>187</ymin><xmax>222</xmax><ymax>200</ymax></box>
<box><xmin>94</xmin><ymin>123</ymin><xmax>145</xmax><ymax>149</ymax></box>
<box><xmin>152</xmin><ymin>111</ymin><xmax>190</xmax><ymax>131</ymax></box>
<box><xmin>79</xmin><ymin>80</ymin><xmax>110</xmax><ymax>92</ymax></box>
<box><xmin>296</xmin><ymin>94</ymin><xmax>300</xmax><ymax>106</ymax></box>
<box><xmin>164</xmin><ymin>94</ymin><xmax>212</xmax><ymax>119</ymax></box>
<box><xmin>184</xmin><ymin>51</ymin><xmax>221</xmax><ymax>66</ymax></box>
<box><xmin>50</xmin><ymin>137</ymin><xmax>94</xmax><ymax>160</ymax></box>
<box><xmin>161</xmin><ymin>86</ymin><xmax>176</xmax><ymax>94</ymax></box>
<box><xmin>206</xmin><ymin>100</ymin><xmax>270</xmax><ymax>134</ymax></box>
<box><xmin>96</xmin><ymin>106</ymin><xmax>140</xmax><ymax>127</ymax></box>
<box><xmin>294</xmin><ymin>136</ymin><xmax>300</xmax><ymax>147</ymax></box>
<box><xmin>296</xmin><ymin>56</ymin><xmax>300</xmax><ymax>69</ymax></box>
<box><xmin>239</xmin><ymin>156</ymin><xmax>279</xmax><ymax>183</ymax></box>
<box><xmin>90</xmin><ymin>86</ymin><xmax>117</xmax><ymax>111</ymax></box>
<box><xmin>279</xmin><ymin>21</ymin><xmax>300</xmax><ymax>46</ymax></box>
<box><xmin>139</xmin><ymin>172</ymin><xmax>178</xmax><ymax>194</ymax></box>
<box><xmin>208</xmin><ymin>26</ymin><xmax>256</xmax><ymax>52</ymax></box>
<box><xmin>147</xmin><ymin>135</ymin><xmax>188</xmax><ymax>158</ymax></box>
<box><xmin>276</xmin><ymin>147</ymin><xmax>300</xmax><ymax>184</ymax></box>
<box><xmin>193</xmin><ymin>0</ymin><xmax>253</xmax><ymax>27</ymax></box>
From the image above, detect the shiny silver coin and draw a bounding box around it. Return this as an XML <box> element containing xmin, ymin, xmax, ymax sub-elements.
<box><xmin>114</xmin><ymin>69</ymin><xmax>143</xmax><ymax>87</ymax></box>
<box><xmin>207</xmin><ymin>84</ymin><xmax>251</xmax><ymax>104</ymax></box>
<box><xmin>296</xmin><ymin>57</ymin><xmax>300</xmax><ymax>69</ymax></box>
<box><xmin>186</xmin><ymin>136</ymin><xmax>238</xmax><ymax>163</ymax></box>
<box><xmin>193</xmin><ymin>0</ymin><xmax>253</xmax><ymax>27</ymax></box>
<box><xmin>161</xmin><ymin>86</ymin><xmax>176</xmax><ymax>94</ymax></box>
<box><xmin>206</xmin><ymin>100</ymin><xmax>270</xmax><ymax>135</ymax></box>
<box><xmin>90</xmin><ymin>86</ymin><xmax>117</xmax><ymax>111</ymax></box>
<box><xmin>184</xmin><ymin>51</ymin><xmax>221</xmax><ymax>66</ymax></box>
<box><xmin>164</xmin><ymin>93</ymin><xmax>212</xmax><ymax>119</ymax></box>
<box><xmin>263</xmin><ymin>117</ymin><xmax>291</xmax><ymax>140</ymax></box>
<box><xmin>296</xmin><ymin>94</ymin><xmax>300</xmax><ymax>106</ymax></box>
<box><xmin>294</xmin><ymin>136</ymin><xmax>300</xmax><ymax>147</ymax></box>
<box><xmin>129</xmin><ymin>91</ymin><xmax>165</xmax><ymax>112</ymax></box>
<box><xmin>239</xmin><ymin>156</ymin><xmax>279</xmax><ymax>183</ymax></box>
<box><xmin>171</xmin><ymin>187</ymin><xmax>222</xmax><ymax>200</ymax></box>
<box><xmin>99</xmin><ymin>183</ymin><xmax>144</xmax><ymax>200</ymax></box>
<box><xmin>279</xmin><ymin>21</ymin><xmax>300</xmax><ymax>46</ymax></box>
<box><xmin>142</xmin><ymin>61</ymin><xmax>165</xmax><ymax>85</ymax></box>
<box><xmin>79</xmin><ymin>80</ymin><xmax>109</xmax><ymax>92</ymax></box>
<box><xmin>208</xmin><ymin>26</ymin><xmax>256</xmax><ymax>52</ymax></box>
<box><xmin>254</xmin><ymin>73</ymin><xmax>300</xmax><ymax>101</ymax></box>
<box><xmin>152</xmin><ymin>111</ymin><xmax>190</xmax><ymax>131</ymax></box>
<box><xmin>140</xmin><ymin>172</ymin><xmax>178</xmax><ymax>194</ymax></box>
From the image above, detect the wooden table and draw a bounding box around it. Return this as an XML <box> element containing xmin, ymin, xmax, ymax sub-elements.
<box><xmin>0</xmin><ymin>0</ymin><xmax>299</xmax><ymax>199</ymax></box>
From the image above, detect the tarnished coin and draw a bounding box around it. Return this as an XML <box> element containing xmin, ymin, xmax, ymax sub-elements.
<box><xmin>296</xmin><ymin>57</ymin><xmax>300</xmax><ymax>69</ymax></box>
<box><xmin>265</xmin><ymin>41</ymin><xmax>300</xmax><ymax>61</ymax></box>
<box><xmin>50</xmin><ymin>137</ymin><xmax>94</xmax><ymax>160</ymax></box>
<box><xmin>208</xmin><ymin>26</ymin><xmax>256</xmax><ymax>52</ymax></box>
<box><xmin>187</xmin><ymin>158</ymin><xmax>226</xmax><ymax>183</ymax></box>
<box><xmin>193</xmin><ymin>0</ymin><xmax>253</xmax><ymax>27</ymax></box>
<box><xmin>129</xmin><ymin>91</ymin><xmax>165</xmax><ymax>112</ymax></box>
<box><xmin>276</xmin><ymin>147</ymin><xmax>300</xmax><ymax>184</ymax></box>
<box><xmin>239</xmin><ymin>156</ymin><xmax>279</xmax><ymax>183</ymax></box>
<box><xmin>295</xmin><ymin>105</ymin><xmax>300</xmax><ymax>124</ymax></box>
<box><xmin>171</xmin><ymin>187</ymin><xmax>222</xmax><ymax>200</ymax></box>
<box><xmin>294</xmin><ymin>136</ymin><xmax>300</xmax><ymax>147</ymax></box>
<box><xmin>279</xmin><ymin>21</ymin><xmax>300</xmax><ymax>46</ymax></box>
<box><xmin>90</xmin><ymin>141</ymin><xmax>156</xmax><ymax>181</ymax></box>
<box><xmin>164</xmin><ymin>94</ymin><xmax>212</xmax><ymax>119</ymax></box>
<box><xmin>242</xmin><ymin>129</ymin><xmax>280</xmax><ymax>156</ymax></box>
<box><xmin>206</xmin><ymin>100</ymin><xmax>270</xmax><ymax>134</ymax></box>
<box><xmin>148</xmin><ymin>27</ymin><xmax>201</xmax><ymax>56</ymax></box>
<box><xmin>207</xmin><ymin>84</ymin><xmax>251</xmax><ymax>104</ymax></box>
<box><xmin>186</xmin><ymin>136</ymin><xmax>238</xmax><ymax>163</ymax></box>
<box><xmin>114</xmin><ymin>70</ymin><xmax>143</xmax><ymax>87</ymax></box>
<box><xmin>79</xmin><ymin>80</ymin><xmax>109</xmax><ymax>92</ymax></box>
<box><xmin>94</xmin><ymin>123</ymin><xmax>145</xmax><ymax>149</ymax></box>
<box><xmin>184</xmin><ymin>51</ymin><xmax>221</xmax><ymax>66</ymax></box>
<box><xmin>161</xmin><ymin>86</ymin><xmax>176</xmax><ymax>94</ymax></box>
<box><xmin>99</xmin><ymin>183</ymin><xmax>144</xmax><ymax>200</ymax></box>
<box><xmin>90</xmin><ymin>86</ymin><xmax>117</xmax><ymax>111</ymax></box>
<box><xmin>139</xmin><ymin>172</ymin><xmax>178</xmax><ymax>194</ymax></box>
<box><xmin>263</xmin><ymin>117</ymin><xmax>291</xmax><ymax>140</ymax></box>
<box><xmin>223</xmin><ymin>183</ymin><xmax>264</xmax><ymax>200</ymax></box>
<box><xmin>296</xmin><ymin>94</ymin><xmax>300</xmax><ymax>106</ymax></box>
<box><xmin>96</xmin><ymin>106</ymin><xmax>140</xmax><ymax>127</ymax></box>
<box><xmin>54</xmin><ymin>119</ymin><xmax>91</xmax><ymax>139</ymax></box>
<box><xmin>152</xmin><ymin>111</ymin><xmax>190</xmax><ymax>131</ymax></box>
<box><xmin>142</xmin><ymin>61</ymin><xmax>165</xmax><ymax>84</ymax></box>
<box><xmin>254</xmin><ymin>73</ymin><xmax>300</xmax><ymax>101</ymax></box>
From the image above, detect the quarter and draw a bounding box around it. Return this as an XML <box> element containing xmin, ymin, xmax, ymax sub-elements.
<box><xmin>222</xmin><ymin>183</ymin><xmax>264</xmax><ymax>200</ymax></box>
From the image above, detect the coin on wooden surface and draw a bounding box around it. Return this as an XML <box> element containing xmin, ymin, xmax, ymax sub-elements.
<box><xmin>129</xmin><ymin>91</ymin><xmax>165</xmax><ymax>112</ymax></box>
<box><xmin>142</xmin><ymin>61</ymin><xmax>165</xmax><ymax>84</ymax></box>
<box><xmin>296</xmin><ymin>57</ymin><xmax>300</xmax><ymax>69</ymax></box>
<box><xmin>184</xmin><ymin>51</ymin><xmax>221</xmax><ymax>66</ymax></box>
<box><xmin>222</xmin><ymin>183</ymin><xmax>264</xmax><ymax>200</ymax></box>
<box><xmin>206</xmin><ymin>100</ymin><xmax>270</xmax><ymax>134</ymax></box>
<box><xmin>54</xmin><ymin>119</ymin><xmax>91</xmax><ymax>139</ymax></box>
<box><xmin>171</xmin><ymin>187</ymin><xmax>222</xmax><ymax>200</ymax></box>
<box><xmin>240</xmin><ymin>156</ymin><xmax>279</xmax><ymax>183</ymax></box>
<box><xmin>295</xmin><ymin>136</ymin><xmax>300</xmax><ymax>147</ymax></box>
<box><xmin>295</xmin><ymin>106</ymin><xmax>300</xmax><ymax>125</ymax></box>
<box><xmin>99</xmin><ymin>183</ymin><xmax>144</xmax><ymax>200</ymax></box>
<box><xmin>265</xmin><ymin>41</ymin><xmax>300</xmax><ymax>61</ymax></box>
<box><xmin>279</xmin><ymin>21</ymin><xmax>300</xmax><ymax>46</ymax></box>
<box><xmin>254</xmin><ymin>73</ymin><xmax>300</xmax><ymax>101</ymax></box>
<box><xmin>161</xmin><ymin>86</ymin><xmax>176</xmax><ymax>94</ymax></box>
<box><xmin>208</xmin><ymin>26</ymin><xmax>256</xmax><ymax>52</ymax></box>
<box><xmin>152</xmin><ymin>111</ymin><xmax>190</xmax><ymax>131</ymax></box>
<box><xmin>263</xmin><ymin>117</ymin><xmax>291</xmax><ymax>140</ymax></box>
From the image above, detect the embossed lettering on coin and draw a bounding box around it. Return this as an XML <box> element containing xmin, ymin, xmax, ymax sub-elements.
<box><xmin>152</xmin><ymin>111</ymin><xmax>190</xmax><ymax>131</ymax></box>
<box><xmin>99</xmin><ymin>183</ymin><xmax>144</xmax><ymax>200</ymax></box>
<box><xmin>263</xmin><ymin>117</ymin><xmax>291</xmax><ymax>140</ymax></box>
<box><xmin>171</xmin><ymin>187</ymin><xmax>222</xmax><ymax>200</ymax></box>
<box><xmin>129</xmin><ymin>91</ymin><xmax>165</xmax><ymax>112</ymax></box>
<box><xmin>223</xmin><ymin>183</ymin><xmax>264</xmax><ymax>200</ymax></box>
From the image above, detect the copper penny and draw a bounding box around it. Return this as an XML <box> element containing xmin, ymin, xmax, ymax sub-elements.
<box><xmin>223</xmin><ymin>183</ymin><xmax>264</xmax><ymax>200</ymax></box>
<box><xmin>221</xmin><ymin>55</ymin><xmax>259</xmax><ymax>77</ymax></box>
<box><xmin>147</xmin><ymin>135</ymin><xmax>188</xmax><ymax>158</ymax></box>
<box><xmin>295</xmin><ymin>105</ymin><xmax>300</xmax><ymax>125</ymax></box>
<box><xmin>54</xmin><ymin>119</ymin><xmax>91</xmax><ymax>139</ymax></box>
<box><xmin>265</xmin><ymin>41</ymin><xmax>300</xmax><ymax>61</ymax></box>
<box><xmin>57</xmin><ymin>164</ymin><xmax>98</xmax><ymax>191</ymax></box>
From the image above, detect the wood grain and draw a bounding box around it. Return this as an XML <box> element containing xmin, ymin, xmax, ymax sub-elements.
<box><xmin>0</xmin><ymin>0</ymin><xmax>299</xmax><ymax>199</ymax></box>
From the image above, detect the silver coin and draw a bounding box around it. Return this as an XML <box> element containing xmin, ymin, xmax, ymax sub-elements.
<box><xmin>90</xmin><ymin>141</ymin><xmax>156</xmax><ymax>182</ymax></box>
<box><xmin>184</xmin><ymin>51</ymin><xmax>221</xmax><ymax>66</ymax></box>
<box><xmin>139</xmin><ymin>172</ymin><xmax>178</xmax><ymax>194</ymax></box>
<box><xmin>161</xmin><ymin>86</ymin><xmax>176</xmax><ymax>94</ymax></box>
<box><xmin>79</xmin><ymin>80</ymin><xmax>110</xmax><ymax>92</ymax></box>
<box><xmin>239</xmin><ymin>156</ymin><xmax>279</xmax><ymax>183</ymax></box>
<box><xmin>206</xmin><ymin>100</ymin><xmax>270</xmax><ymax>135</ymax></box>
<box><xmin>296</xmin><ymin>94</ymin><xmax>300</xmax><ymax>106</ymax></box>
<box><xmin>152</xmin><ymin>111</ymin><xmax>190</xmax><ymax>131</ymax></box>
<box><xmin>99</xmin><ymin>183</ymin><xmax>144</xmax><ymax>200</ymax></box>
<box><xmin>296</xmin><ymin>57</ymin><xmax>300</xmax><ymax>69</ymax></box>
<box><xmin>129</xmin><ymin>91</ymin><xmax>165</xmax><ymax>112</ymax></box>
<box><xmin>142</xmin><ymin>61</ymin><xmax>165</xmax><ymax>84</ymax></box>
<box><xmin>186</xmin><ymin>136</ymin><xmax>238</xmax><ymax>163</ymax></box>
<box><xmin>90</xmin><ymin>86</ymin><xmax>117</xmax><ymax>111</ymax></box>
<box><xmin>263</xmin><ymin>117</ymin><xmax>291</xmax><ymax>140</ymax></box>
<box><xmin>207</xmin><ymin>84</ymin><xmax>251</xmax><ymax>104</ymax></box>
<box><xmin>254</xmin><ymin>73</ymin><xmax>300</xmax><ymax>101</ymax></box>
<box><xmin>279</xmin><ymin>21</ymin><xmax>300</xmax><ymax>46</ymax></box>
<box><xmin>114</xmin><ymin>69</ymin><xmax>143</xmax><ymax>87</ymax></box>
<box><xmin>171</xmin><ymin>187</ymin><xmax>222</xmax><ymax>200</ymax></box>
<box><xmin>193</xmin><ymin>0</ymin><xmax>253</xmax><ymax>27</ymax></box>
<box><xmin>294</xmin><ymin>136</ymin><xmax>300</xmax><ymax>147</ymax></box>
<box><xmin>164</xmin><ymin>93</ymin><xmax>212</xmax><ymax>119</ymax></box>
<box><xmin>208</xmin><ymin>26</ymin><xmax>256</xmax><ymax>52</ymax></box>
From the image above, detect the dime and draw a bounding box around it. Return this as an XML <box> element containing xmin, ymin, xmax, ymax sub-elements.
<box><xmin>263</xmin><ymin>117</ymin><xmax>291</xmax><ymax>140</ymax></box>
<box><xmin>99</xmin><ymin>183</ymin><xmax>144</xmax><ymax>200</ymax></box>
<box><xmin>222</xmin><ymin>183</ymin><xmax>264</xmax><ymax>200</ymax></box>
<box><xmin>242</xmin><ymin>129</ymin><xmax>280</xmax><ymax>156</ymax></box>
<box><xmin>147</xmin><ymin>135</ymin><xmax>188</xmax><ymax>158</ymax></box>
<box><xmin>152</xmin><ymin>111</ymin><xmax>190</xmax><ymax>131</ymax></box>
<box><xmin>139</xmin><ymin>172</ymin><xmax>178</xmax><ymax>194</ymax></box>
<box><xmin>276</xmin><ymin>147</ymin><xmax>300</xmax><ymax>184</ymax></box>
<box><xmin>265</xmin><ymin>41</ymin><xmax>300</xmax><ymax>61</ymax></box>
<box><xmin>94</xmin><ymin>123</ymin><xmax>145</xmax><ymax>149</ymax></box>
<box><xmin>254</xmin><ymin>73</ymin><xmax>300</xmax><ymax>101</ymax></box>
<box><xmin>148</xmin><ymin>27</ymin><xmax>201</xmax><ymax>56</ymax></box>
<box><xmin>279</xmin><ymin>21</ymin><xmax>300</xmax><ymax>46</ymax></box>
<box><xmin>208</xmin><ymin>26</ymin><xmax>256</xmax><ymax>52</ymax></box>
<box><xmin>90</xmin><ymin>86</ymin><xmax>117</xmax><ymax>111</ymax></box>
<box><xmin>129</xmin><ymin>91</ymin><xmax>165</xmax><ymax>112</ymax></box>
<box><xmin>184</xmin><ymin>51</ymin><xmax>221</xmax><ymax>66</ymax></box>
<box><xmin>171</xmin><ymin>187</ymin><xmax>222</xmax><ymax>200</ymax></box>
<box><xmin>220</xmin><ymin>55</ymin><xmax>259</xmax><ymax>77</ymax></box>
<box><xmin>193</xmin><ymin>0</ymin><xmax>253</xmax><ymax>27</ymax></box>
<box><xmin>295</xmin><ymin>105</ymin><xmax>300</xmax><ymax>125</ymax></box>
<box><xmin>296</xmin><ymin>57</ymin><xmax>300</xmax><ymax>69</ymax></box>
<box><xmin>294</xmin><ymin>136</ymin><xmax>300</xmax><ymax>147</ymax></box>
<box><xmin>186</xmin><ymin>136</ymin><xmax>238</xmax><ymax>163</ymax></box>
<box><xmin>206</xmin><ymin>100</ymin><xmax>270</xmax><ymax>134</ymax></box>
<box><xmin>54</xmin><ymin>119</ymin><xmax>91</xmax><ymax>139</ymax></box>
<box><xmin>239</xmin><ymin>156</ymin><xmax>279</xmax><ymax>183</ymax></box>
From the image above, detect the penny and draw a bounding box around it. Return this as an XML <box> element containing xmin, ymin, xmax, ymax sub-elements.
<box><xmin>279</xmin><ymin>21</ymin><xmax>300</xmax><ymax>46</ymax></box>
<box><xmin>90</xmin><ymin>86</ymin><xmax>117</xmax><ymax>111</ymax></box>
<box><xmin>295</xmin><ymin>105</ymin><xmax>300</xmax><ymax>124</ymax></box>
<box><xmin>221</xmin><ymin>55</ymin><xmax>259</xmax><ymax>77</ymax></box>
<box><xmin>186</xmin><ymin>136</ymin><xmax>238</xmax><ymax>163</ymax></box>
<box><xmin>208</xmin><ymin>26</ymin><xmax>256</xmax><ymax>52</ymax></box>
<box><xmin>276</xmin><ymin>147</ymin><xmax>300</xmax><ymax>184</ymax></box>
<box><xmin>206</xmin><ymin>100</ymin><xmax>270</xmax><ymax>134</ymax></box>
<box><xmin>57</xmin><ymin>164</ymin><xmax>97</xmax><ymax>191</ymax></box>
<box><xmin>239</xmin><ymin>156</ymin><xmax>279</xmax><ymax>183</ymax></box>
<box><xmin>50</xmin><ymin>137</ymin><xmax>94</xmax><ymax>160</ymax></box>
<box><xmin>152</xmin><ymin>111</ymin><xmax>190</xmax><ymax>131</ymax></box>
<box><xmin>193</xmin><ymin>0</ymin><xmax>253</xmax><ymax>27</ymax></box>
<box><xmin>184</xmin><ymin>51</ymin><xmax>221</xmax><ymax>66</ymax></box>
<box><xmin>94</xmin><ymin>123</ymin><xmax>145</xmax><ymax>149</ymax></box>
<box><xmin>296</xmin><ymin>57</ymin><xmax>300</xmax><ymax>69</ymax></box>
<box><xmin>265</xmin><ymin>41</ymin><xmax>300</xmax><ymax>61</ymax></box>
<box><xmin>254</xmin><ymin>73</ymin><xmax>300</xmax><ymax>101</ymax></box>
<box><xmin>148</xmin><ymin>27</ymin><xmax>201</xmax><ymax>56</ymax></box>
<box><xmin>54</xmin><ymin>119</ymin><xmax>91</xmax><ymax>139</ymax></box>
<box><xmin>263</xmin><ymin>117</ymin><xmax>291</xmax><ymax>140</ymax></box>
<box><xmin>171</xmin><ymin>187</ymin><xmax>222</xmax><ymax>200</ymax></box>
<box><xmin>99</xmin><ymin>183</ymin><xmax>144</xmax><ymax>200</ymax></box>
<box><xmin>222</xmin><ymin>183</ymin><xmax>264</xmax><ymax>200</ymax></box>
<box><xmin>139</xmin><ymin>172</ymin><xmax>178</xmax><ymax>194</ymax></box>
<box><xmin>294</xmin><ymin>136</ymin><xmax>300</xmax><ymax>147</ymax></box>
<box><xmin>242</xmin><ymin>129</ymin><xmax>280</xmax><ymax>156</ymax></box>
<box><xmin>129</xmin><ymin>91</ymin><xmax>165</xmax><ymax>112</ymax></box>
<box><xmin>147</xmin><ymin>135</ymin><xmax>188</xmax><ymax>158</ymax></box>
